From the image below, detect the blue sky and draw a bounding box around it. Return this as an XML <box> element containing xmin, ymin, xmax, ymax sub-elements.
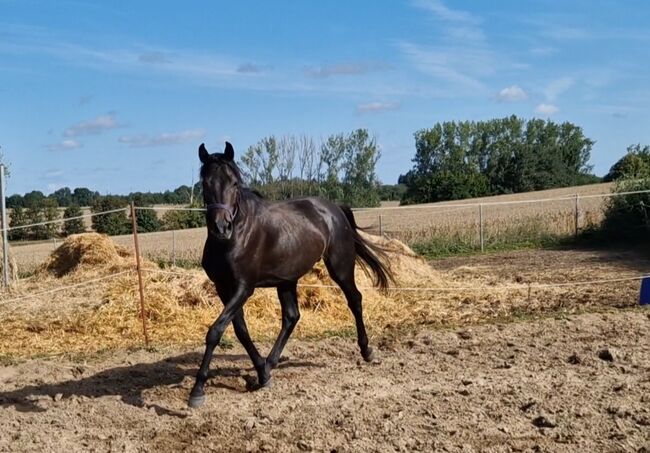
<box><xmin>1</xmin><ymin>0</ymin><xmax>649</xmax><ymax>196</ymax></box>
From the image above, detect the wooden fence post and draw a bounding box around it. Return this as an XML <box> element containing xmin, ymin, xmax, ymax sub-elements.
<box><xmin>479</xmin><ymin>204</ymin><xmax>485</xmax><ymax>252</ymax></box>
<box><xmin>379</xmin><ymin>214</ymin><xmax>383</xmax><ymax>236</ymax></box>
<box><xmin>574</xmin><ymin>194</ymin><xmax>580</xmax><ymax>238</ymax></box>
<box><xmin>130</xmin><ymin>202</ymin><xmax>150</xmax><ymax>346</ymax></box>
<box><xmin>172</xmin><ymin>229</ymin><xmax>176</xmax><ymax>267</ymax></box>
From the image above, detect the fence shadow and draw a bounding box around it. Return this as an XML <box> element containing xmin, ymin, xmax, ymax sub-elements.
<box><xmin>0</xmin><ymin>351</ymin><xmax>322</xmax><ymax>417</ymax></box>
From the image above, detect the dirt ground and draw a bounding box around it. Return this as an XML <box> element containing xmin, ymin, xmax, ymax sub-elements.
<box><xmin>1</xmin><ymin>248</ymin><xmax>649</xmax><ymax>452</ymax></box>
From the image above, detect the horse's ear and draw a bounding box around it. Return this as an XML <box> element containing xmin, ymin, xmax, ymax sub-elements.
<box><xmin>199</xmin><ymin>143</ymin><xmax>209</xmax><ymax>163</ymax></box>
<box><xmin>224</xmin><ymin>142</ymin><xmax>234</xmax><ymax>161</ymax></box>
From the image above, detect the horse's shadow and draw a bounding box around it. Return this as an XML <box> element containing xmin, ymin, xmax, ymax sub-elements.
<box><xmin>0</xmin><ymin>352</ymin><xmax>320</xmax><ymax>418</ymax></box>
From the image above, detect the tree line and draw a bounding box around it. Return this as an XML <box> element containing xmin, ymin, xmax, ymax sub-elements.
<box><xmin>8</xmin><ymin>118</ymin><xmax>646</xmax><ymax>241</ymax></box>
<box><xmin>238</xmin><ymin>129</ymin><xmax>382</xmax><ymax>208</ymax></box>
<box><xmin>399</xmin><ymin>116</ymin><xmax>600</xmax><ymax>204</ymax></box>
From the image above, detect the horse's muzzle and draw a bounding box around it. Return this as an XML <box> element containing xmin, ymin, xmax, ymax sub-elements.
<box><xmin>212</xmin><ymin>218</ymin><xmax>233</xmax><ymax>240</ymax></box>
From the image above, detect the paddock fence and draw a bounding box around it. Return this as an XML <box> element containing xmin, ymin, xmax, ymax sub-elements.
<box><xmin>0</xmin><ymin>189</ymin><xmax>649</xmax><ymax>348</ymax></box>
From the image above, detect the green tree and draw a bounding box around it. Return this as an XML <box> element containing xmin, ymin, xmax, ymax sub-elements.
<box><xmin>402</xmin><ymin>116</ymin><xmax>595</xmax><ymax>204</ymax></box>
<box><xmin>7</xmin><ymin>194</ymin><xmax>24</xmax><ymax>209</ymax></box>
<box><xmin>341</xmin><ymin>129</ymin><xmax>382</xmax><ymax>207</ymax></box>
<box><xmin>319</xmin><ymin>133</ymin><xmax>346</xmax><ymax>202</ymax></box>
<box><xmin>50</xmin><ymin>187</ymin><xmax>73</xmax><ymax>207</ymax></box>
<box><xmin>63</xmin><ymin>204</ymin><xmax>86</xmax><ymax>236</ymax></box>
<box><xmin>23</xmin><ymin>191</ymin><xmax>46</xmax><ymax>209</ymax></box>
<box><xmin>604</xmin><ymin>144</ymin><xmax>650</xmax><ymax>182</ymax></box>
<box><xmin>132</xmin><ymin>207</ymin><xmax>162</xmax><ymax>233</ymax></box>
<box><xmin>72</xmin><ymin>187</ymin><xmax>100</xmax><ymax>206</ymax></box>
<box><xmin>91</xmin><ymin>196</ymin><xmax>129</xmax><ymax>236</ymax></box>
<box><xmin>42</xmin><ymin>198</ymin><xmax>60</xmax><ymax>238</ymax></box>
<box><xmin>25</xmin><ymin>205</ymin><xmax>46</xmax><ymax>240</ymax></box>
<box><xmin>161</xmin><ymin>204</ymin><xmax>205</xmax><ymax>230</ymax></box>
<box><xmin>600</xmin><ymin>177</ymin><xmax>650</xmax><ymax>241</ymax></box>
<box><xmin>8</xmin><ymin>206</ymin><xmax>28</xmax><ymax>241</ymax></box>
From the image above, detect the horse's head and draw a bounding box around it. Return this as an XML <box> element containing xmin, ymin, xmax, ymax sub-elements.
<box><xmin>199</xmin><ymin>142</ymin><xmax>241</xmax><ymax>240</ymax></box>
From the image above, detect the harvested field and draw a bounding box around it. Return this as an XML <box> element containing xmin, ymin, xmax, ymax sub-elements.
<box><xmin>7</xmin><ymin>182</ymin><xmax>618</xmax><ymax>275</ymax></box>
<box><xmin>354</xmin><ymin>183</ymin><xmax>613</xmax><ymax>244</ymax></box>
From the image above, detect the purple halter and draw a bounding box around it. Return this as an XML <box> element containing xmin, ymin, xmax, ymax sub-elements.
<box><xmin>205</xmin><ymin>202</ymin><xmax>238</xmax><ymax>220</ymax></box>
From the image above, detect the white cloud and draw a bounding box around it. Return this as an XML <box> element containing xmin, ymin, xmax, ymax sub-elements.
<box><xmin>495</xmin><ymin>85</ymin><xmax>528</xmax><ymax>102</ymax></box>
<box><xmin>412</xmin><ymin>0</ymin><xmax>480</xmax><ymax>27</ymax></box>
<box><xmin>544</xmin><ymin>77</ymin><xmax>574</xmax><ymax>102</ymax></box>
<box><xmin>46</xmin><ymin>139</ymin><xmax>82</xmax><ymax>151</ymax></box>
<box><xmin>64</xmin><ymin>113</ymin><xmax>121</xmax><ymax>137</ymax></box>
<box><xmin>118</xmin><ymin>128</ymin><xmax>205</xmax><ymax>148</ymax></box>
<box><xmin>401</xmin><ymin>0</ymin><xmax>502</xmax><ymax>94</ymax></box>
<box><xmin>398</xmin><ymin>42</ymin><xmax>490</xmax><ymax>92</ymax></box>
<box><xmin>237</xmin><ymin>63</ymin><xmax>272</xmax><ymax>74</ymax></box>
<box><xmin>356</xmin><ymin>102</ymin><xmax>401</xmax><ymax>114</ymax></box>
<box><xmin>304</xmin><ymin>62</ymin><xmax>391</xmax><ymax>79</ymax></box>
<box><xmin>530</xmin><ymin>46</ymin><xmax>558</xmax><ymax>57</ymax></box>
<box><xmin>138</xmin><ymin>51</ymin><xmax>171</xmax><ymax>64</ymax></box>
<box><xmin>535</xmin><ymin>103</ymin><xmax>559</xmax><ymax>115</ymax></box>
<box><xmin>542</xmin><ymin>26</ymin><xmax>591</xmax><ymax>41</ymax></box>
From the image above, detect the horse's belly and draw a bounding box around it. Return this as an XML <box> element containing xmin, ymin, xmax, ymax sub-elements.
<box><xmin>258</xmin><ymin>236</ymin><xmax>324</xmax><ymax>283</ymax></box>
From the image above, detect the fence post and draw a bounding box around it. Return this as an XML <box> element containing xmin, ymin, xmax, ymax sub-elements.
<box><xmin>574</xmin><ymin>194</ymin><xmax>580</xmax><ymax>238</ymax></box>
<box><xmin>479</xmin><ymin>203</ymin><xmax>484</xmax><ymax>252</ymax></box>
<box><xmin>130</xmin><ymin>203</ymin><xmax>150</xmax><ymax>346</ymax></box>
<box><xmin>172</xmin><ymin>229</ymin><xmax>176</xmax><ymax>267</ymax></box>
<box><xmin>379</xmin><ymin>214</ymin><xmax>383</xmax><ymax>236</ymax></box>
<box><xmin>0</xmin><ymin>165</ymin><xmax>9</xmax><ymax>288</ymax></box>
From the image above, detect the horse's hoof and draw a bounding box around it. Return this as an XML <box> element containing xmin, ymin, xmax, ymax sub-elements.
<box><xmin>188</xmin><ymin>394</ymin><xmax>206</xmax><ymax>408</ymax></box>
<box><xmin>246</xmin><ymin>376</ymin><xmax>272</xmax><ymax>392</ymax></box>
<box><xmin>363</xmin><ymin>347</ymin><xmax>378</xmax><ymax>363</ymax></box>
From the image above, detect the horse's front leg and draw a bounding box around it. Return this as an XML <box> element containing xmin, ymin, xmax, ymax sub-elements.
<box><xmin>189</xmin><ymin>284</ymin><xmax>253</xmax><ymax>408</ymax></box>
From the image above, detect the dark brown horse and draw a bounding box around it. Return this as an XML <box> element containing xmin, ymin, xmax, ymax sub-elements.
<box><xmin>188</xmin><ymin>142</ymin><xmax>393</xmax><ymax>407</ymax></box>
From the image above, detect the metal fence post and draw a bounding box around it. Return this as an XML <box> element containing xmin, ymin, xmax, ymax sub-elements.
<box><xmin>478</xmin><ymin>203</ymin><xmax>485</xmax><ymax>252</ymax></box>
<box><xmin>1</xmin><ymin>165</ymin><xmax>10</xmax><ymax>288</ymax></box>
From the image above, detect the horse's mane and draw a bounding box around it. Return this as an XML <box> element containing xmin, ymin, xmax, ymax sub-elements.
<box><xmin>245</xmin><ymin>188</ymin><xmax>265</xmax><ymax>199</ymax></box>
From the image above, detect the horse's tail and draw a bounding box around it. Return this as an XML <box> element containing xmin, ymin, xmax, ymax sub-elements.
<box><xmin>339</xmin><ymin>205</ymin><xmax>393</xmax><ymax>291</ymax></box>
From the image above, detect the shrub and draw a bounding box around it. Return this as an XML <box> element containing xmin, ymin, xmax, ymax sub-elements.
<box><xmin>63</xmin><ymin>204</ymin><xmax>86</xmax><ymax>236</ymax></box>
<box><xmin>133</xmin><ymin>207</ymin><xmax>162</xmax><ymax>233</ymax></box>
<box><xmin>91</xmin><ymin>196</ymin><xmax>130</xmax><ymax>236</ymax></box>
<box><xmin>600</xmin><ymin>178</ymin><xmax>650</xmax><ymax>241</ymax></box>
<box><xmin>162</xmin><ymin>205</ymin><xmax>205</xmax><ymax>231</ymax></box>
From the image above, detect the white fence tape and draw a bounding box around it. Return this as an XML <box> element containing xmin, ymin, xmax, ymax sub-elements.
<box><xmin>1</xmin><ymin>207</ymin><xmax>129</xmax><ymax>233</ymax></box>
<box><xmin>139</xmin><ymin>268</ymin><xmax>649</xmax><ymax>293</ymax></box>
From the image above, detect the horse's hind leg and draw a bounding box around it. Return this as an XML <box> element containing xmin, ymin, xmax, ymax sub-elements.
<box><xmin>265</xmin><ymin>282</ymin><xmax>301</xmax><ymax>372</ymax></box>
<box><xmin>324</xmin><ymin>253</ymin><xmax>376</xmax><ymax>363</ymax></box>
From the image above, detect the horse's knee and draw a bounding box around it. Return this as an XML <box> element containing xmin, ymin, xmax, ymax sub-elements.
<box><xmin>205</xmin><ymin>322</ymin><xmax>226</xmax><ymax>346</ymax></box>
<box><xmin>285</xmin><ymin>310</ymin><xmax>300</xmax><ymax>327</ymax></box>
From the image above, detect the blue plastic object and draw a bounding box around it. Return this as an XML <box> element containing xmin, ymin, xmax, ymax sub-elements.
<box><xmin>640</xmin><ymin>277</ymin><xmax>650</xmax><ymax>306</ymax></box>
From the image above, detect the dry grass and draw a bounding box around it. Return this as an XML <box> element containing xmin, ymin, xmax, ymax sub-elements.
<box><xmin>0</xmin><ymin>231</ymin><xmax>641</xmax><ymax>358</ymax></box>
<box><xmin>354</xmin><ymin>183</ymin><xmax>611</xmax><ymax>246</ymax></box>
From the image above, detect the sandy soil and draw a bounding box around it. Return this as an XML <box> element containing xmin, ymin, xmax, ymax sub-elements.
<box><xmin>0</xmin><ymin>310</ymin><xmax>649</xmax><ymax>452</ymax></box>
<box><xmin>1</xmin><ymin>247</ymin><xmax>649</xmax><ymax>452</ymax></box>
